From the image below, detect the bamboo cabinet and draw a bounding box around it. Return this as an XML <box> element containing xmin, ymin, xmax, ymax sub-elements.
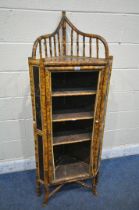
<box><xmin>28</xmin><ymin>11</ymin><xmax>113</xmax><ymax>205</ymax></box>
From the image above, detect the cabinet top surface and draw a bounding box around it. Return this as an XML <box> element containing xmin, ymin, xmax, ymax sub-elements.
<box><xmin>29</xmin><ymin>56</ymin><xmax>112</xmax><ymax>67</ymax></box>
<box><xmin>44</xmin><ymin>56</ymin><xmax>108</xmax><ymax>66</ymax></box>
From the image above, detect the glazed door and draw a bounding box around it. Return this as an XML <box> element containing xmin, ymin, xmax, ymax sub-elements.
<box><xmin>47</xmin><ymin>68</ymin><xmax>102</xmax><ymax>183</ymax></box>
<box><xmin>91</xmin><ymin>64</ymin><xmax>112</xmax><ymax>177</ymax></box>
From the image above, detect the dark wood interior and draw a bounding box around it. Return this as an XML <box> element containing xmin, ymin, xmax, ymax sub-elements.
<box><xmin>52</xmin><ymin>95</ymin><xmax>95</xmax><ymax>111</ymax></box>
<box><xmin>52</xmin><ymin>95</ymin><xmax>95</xmax><ymax>122</ymax></box>
<box><xmin>53</xmin><ymin>119</ymin><xmax>93</xmax><ymax>145</ymax></box>
<box><xmin>51</xmin><ymin>71</ymin><xmax>99</xmax><ymax>93</ymax></box>
<box><xmin>51</xmin><ymin>71</ymin><xmax>98</xmax><ymax>181</ymax></box>
<box><xmin>53</xmin><ymin>141</ymin><xmax>90</xmax><ymax>180</ymax></box>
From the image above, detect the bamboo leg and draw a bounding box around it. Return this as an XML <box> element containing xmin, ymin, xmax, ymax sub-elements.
<box><xmin>76</xmin><ymin>181</ymin><xmax>92</xmax><ymax>190</ymax></box>
<box><xmin>36</xmin><ymin>180</ymin><xmax>41</xmax><ymax>196</ymax></box>
<box><xmin>92</xmin><ymin>172</ymin><xmax>99</xmax><ymax>195</ymax></box>
<box><xmin>43</xmin><ymin>185</ymin><xmax>49</xmax><ymax>206</ymax></box>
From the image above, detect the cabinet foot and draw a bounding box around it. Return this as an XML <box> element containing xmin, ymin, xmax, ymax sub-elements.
<box><xmin>43</xmin><ymin>186</ymin><xmax>49</xmax><ymax>206</ymax></box>
<box><xmin>92</xmin><ymin>172</ymin><xmax>99</xmax><ymax>196</ymax></box>
<box><xmin>92</xmin><ymin>185</ymin><xmax>97</xmax><ymax>195</ymax></box>
<box><xmin>36</xmin><ymin>181</ymin><xmax>41</xmax><ymax>196</ymax></box>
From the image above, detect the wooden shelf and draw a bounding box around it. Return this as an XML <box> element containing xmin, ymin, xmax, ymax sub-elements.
<box><xmin>53</xmin><ymin>109</ymin><xmax>93</xmax><ymax>122</ymax></box>
<box><xmin>52</xmin><ymin>89</ymin><xmax>97</xmax><ymax>97</ymax></box>
<box><xmin>53</xmin><ymin>131</ymin><xmax>91</xmax><ymax>145</ymax></box>
<box><xmin>55</xmin><ymin>162</ymin><xmax>89</xmax><ymax>181</ymax></box>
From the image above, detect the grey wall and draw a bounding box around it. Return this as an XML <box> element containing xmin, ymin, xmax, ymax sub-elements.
<box><xmin>0</xmin><ymin>0</ymin><xmax>139</xmax><ymax>163</ymax></box>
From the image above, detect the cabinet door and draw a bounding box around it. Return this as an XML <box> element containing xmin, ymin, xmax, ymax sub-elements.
<box><xmin>51</xmin><ymin>70</ymin><xmax>98</xmax><ymax>182</ymax></box>
<box><xmin>91</xmin><ymin>65</ymin><xmax>111</xmax><ymax>177</ymax></box>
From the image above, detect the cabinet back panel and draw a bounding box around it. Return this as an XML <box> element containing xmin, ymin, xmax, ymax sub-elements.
<box><xmin>53</xmin><ymin>119</ymin><xmax>93</xmax><ymax>135</ymax></box>
<box><xmin>54</xmin><ymin>141</ymin><xmax>90</xmax><ymax>167</ymax></box>
<box><xmin>51</xmin><ymin>71</ymin><xmax>99</xmax><ymax>91</ymax></box>
<box><xmin>52</xmin><ymin>95</ymin><xmax>95</xmax><ymax>113</ymax></box>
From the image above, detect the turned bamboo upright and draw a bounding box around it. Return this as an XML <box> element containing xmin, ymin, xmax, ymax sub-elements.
<box><xmin>28</xmin><ymin>11</ymin><xmax>113</xmax><ymax>205</ymax></box>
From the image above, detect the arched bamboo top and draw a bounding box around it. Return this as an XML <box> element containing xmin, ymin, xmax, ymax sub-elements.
<box><xmin>32</xmin><ymin>11</ymin><xmax>109</xmax><ymax>60</ymax></box>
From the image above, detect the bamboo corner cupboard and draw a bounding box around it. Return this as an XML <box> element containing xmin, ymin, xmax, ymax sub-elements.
<box><xmin>28</xmin><ymin>11</ymin><xmax>113</xmax><ymax>205</ymax></box>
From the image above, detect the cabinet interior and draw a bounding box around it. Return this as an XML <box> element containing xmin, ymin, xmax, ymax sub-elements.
<box><xmin>53</xmin><ymin>141</ymin><xmax>91</xmax><ymax>180</ymax></box>
<box><xmin>51</xmin><ymin>70</ymin><xmax>99</xmax><ymax>181</ymax></box>
<box><xmin>52</xmin><ymin>71</ymin><xmax>99</xmax><ymax>92</ymax></box>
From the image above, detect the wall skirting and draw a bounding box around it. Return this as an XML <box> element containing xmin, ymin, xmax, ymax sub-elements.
<box><xmin>0</xmin><ymin>157</ymin><xmax>35</xmax><ymax>175</ymax></box>
<box><xmin>0</xmin><ymin>144</ymin><xmax>139</xmax><ymax>174</ymax></box>
<box><xmin>102</xmin><ymin>144</ymin><xmax>139</xmax><ymax>159</ymax></box>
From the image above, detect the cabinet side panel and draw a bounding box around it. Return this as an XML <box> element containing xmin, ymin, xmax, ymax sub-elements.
<box><xmin>38</xmin><ymin>135</ymin><xmax>44</xmax><ymax>180</ymax></box>
<box><xmin>28</xmin><ymin>63</ymin><xmax>40</xmax><ymax>183</ymax></box>
<box><xmin>32</xmin><ymin>66</ymin><xmax>42</xmax><ymax>130</ymax></box>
